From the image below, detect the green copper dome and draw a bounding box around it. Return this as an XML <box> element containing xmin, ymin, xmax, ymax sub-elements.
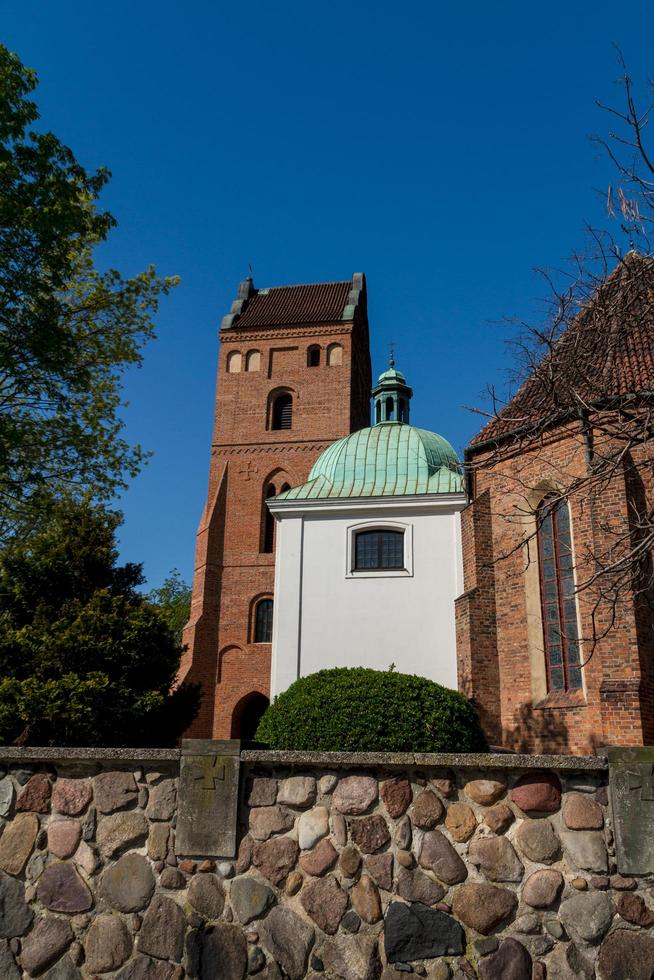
<box><xmin>278</xmin><ymin>423</ymin><xmax>464</xmax><ymax>500</ymax></box>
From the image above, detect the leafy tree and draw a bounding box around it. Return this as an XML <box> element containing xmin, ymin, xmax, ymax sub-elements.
<box><xmin>148</xmin><ymin>569</ymin><xmax>192</xmax><ymax>645</ymax></box>
<box><xmin>0</xmin><ymin>498</ymin><xmax>199</xmax><ymax>746</ymax></box>
<box><xmin>0</xmin><ymin>44</ymin><xmax>177</xmax><ymax>540</ymax></box>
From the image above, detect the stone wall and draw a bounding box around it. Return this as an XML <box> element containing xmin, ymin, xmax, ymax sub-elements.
<box><xmin>0</xmin><ymin>748</ymin><xmax>651</xmax><ymax>979</ymax></box>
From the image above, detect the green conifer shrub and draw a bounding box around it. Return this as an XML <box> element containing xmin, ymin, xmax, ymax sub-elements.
<box><xmin>255</xmin><ymin>667</ymin><xmax>487</xmax><ymax>753</ymax></box>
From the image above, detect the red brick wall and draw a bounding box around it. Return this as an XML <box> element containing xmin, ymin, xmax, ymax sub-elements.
<box><xmin>181</xmin><ymin>305</ymin><xmax>371</xmax><ymax>738</ymax></box>
<box><xmin>458</xmin><ymin>419</ymin><xmax>654</xmax><ymax>754</ymax></box>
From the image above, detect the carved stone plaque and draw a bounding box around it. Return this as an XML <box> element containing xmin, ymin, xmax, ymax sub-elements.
<box><xmin>176</xmin><ymin>738</ymin><xmax>241</xmax><ymax>858</ymax></box>
<box><xmin>608</xmin><ymin>746</ymin><xmax>654</xmax><ymax>874</ymax></box>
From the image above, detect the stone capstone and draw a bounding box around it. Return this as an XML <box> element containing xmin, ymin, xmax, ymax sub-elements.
<box><xmin>188</xmin><ymin>873</ymin><xmax>225</xmax><ymax>919</ymax></box>
<box><xmin>248</xmin><ymin>778</ymin><xmax>278</xmax><ymax>807</ymax></box>
<box><xmin>463</xmin><ymin>779</ymin><xmax>506</xmax><ymax>806</ymax></box>
<box><xmin>483</xmin><ymin>803</ymin><xmax>514</xmax><ymax>835</ymax></box>
<box><xmin>300</xmin><ymin>874</ymin><xmax>348</xmax><ymax>934</ymax></box>
<box><xmin>332</xmin><ymin>776</ymin><xmax>378</xmax><ymax>815</ymax></box>
<box><xmin>515</xmin><ymin>819</ymin><xmax>560</xmax><ymax>864</ymax></box>
<box><xmin>411</xmin><ymin>790</ymin><xmax>444</xmax><ymax>829</ymax></box>
<box><xmin>21</xmin><ymin>915</ymin><xmax>73</xmax><ymax>976</ymax></box>
<box><xmin>365</xmin><ymin>852</ymin><xmax>394</xmax><ymax>890</ymax></box>
<box><xmin>419</xmin><ymin>830</ymin><xmax>467</xmax><ymax>884</ymax></box>
<box><xmin>16</xmin><ymin>774</ymin><xmax>51</xmax><ymax>813</ymax></box>
<box><xmin>468</xmin><ymin>836</ymin><xmax>523</xmax><ymax>882</ymax></box>
<box><xmin>252</xmin><ymin>837</ymin><xmax>299</xmax><ymax>885</ymax></box>
<box><xmin>451</xmin><ymin>883</ymin><xmax>518</xmax><ymax>935</ymax></box>
<box><xmin>100</xmin><ymin>853</ymin><xmax>155</xmax><ymax>912</ymax></box>
<box><xmin>0</xmin><ymin>870</ymin><xmax>33</xmax><ymax>937</ymax></box>
<box><xmin>522</xmin><ymin>869</ymin><xmax>564</xmax><ymax>908</ymax></box>
<box><xmin>381</xmin><ymin>778</ymin><xmax>412</xmax><ymax>818</ymax></box>
<box><xmin>351</xmin><ymin>875</ymin><xmax>382</xmax><ymax>923</ymax></box>
<box><xmin>277</xmin><ymin>776</ymin><xmax>316</xmax><ymax>807</ymax></box>
<box><xmin>97</xmin><ymin>810</ymin><xmax>148</xmax><ymax>858</ymax></box>
<box><xmin>478</xmin><ymin>938</ymin><xmax>532</xmax><ymax>980</ymax></box>
<box><xmin>560</xmin><ymin>830</ymin><xmax>608</xmax><ymax>873</ymax></box>
<box><xmin>93</xmin><ymin>771</ymin><xmax>138</xmax><ymax>814</ymax></box>
<box><xmin>511</xmin><ymin>772</ymin><xmax>561</xmax><ymax>814</ymax></box>
<box><xmin>249</xmin><ymin>806</ymin><xmax>295</xmax><ymax>841</ymax></box>
<box><xmin>559</xmin><ymin>891</ymin><xmax>613</xmax><ymax>944</ymax></box>
<box><xmin>47</xmin><ymin>820</ymin><xmax>82</xmax><ymax>859</ymax></box>
<box><xmin>321</xmin><ymin>932</ymin><xmax>381</xmax><ymax>980</ymax></box>
<box><xmin>138</xmin><ymin>893</ymin><xmax>186</xmax><ymax>962</ymax></box>
<box><xmin>0</xmin><ymin>811</ymin><xmax>38</xmax><ymax>875</ymax></box>
<box><xmin>84</xmin><ymin>913</ymin><xmax>132</xmax><ymax>973</ymax></box>
<box><xmin>298</xmin><ymin>806</ymin><xmax>329</xmax><ymax>850</ymax></box>
<box><xmin>300</xmin><ymin>838</ymin><xmax>338</xmax><ymax>876</ymax></box>
<box><xmin>396</xmin><ymin>867</ymin><xmax>445</xmax><ymax>906</ymax></box>
<box><xmin>230</xmin><ymin>876</ymin><xmax>275</xmax><ymax>924</ymax></box>
<box><xmin>51</xmin><ymin>779</ymin><xmax>92</xmax><ymax>817</ymax></box>
<box><xmin>616</xmin><ymin>891</ymin><xmax>654</xmax><ymax>927</ymax></box>
<box><xmin>259</xmin><ymin>906</ymin><xmax>314</xmax><ymax>980</ymax></box>
<box><xmin>350</xmin><ymin>815</ymin><xmax>390</xmax><ymax>853</ymax></box>
<box><xmin>145</xmin><ymin>779</ymin><xmax>176</xmax><ymax>821</ymax></box>
<box><xmin>445</xmin><ymin>803</ymin><xmax>476</xmax><ymax>842</ymax></box>
<box><xmin>384</xmin><ymin>902</ymin><xmax>464</xmax><ymax>962</ymax></box>
<box><xmin>597</xmin><ymin>928</ymin><xmax>654</xmax><ymax>980</ymax></box>
<box><xmin>562</xmin><ymin>793</ymin><xmax>603</xmax><ymax>830</ymax></box>
<box><xmin>36</xmin><ymin>862</ymin><xmax>93</xmax><ymax>913</ymax></box>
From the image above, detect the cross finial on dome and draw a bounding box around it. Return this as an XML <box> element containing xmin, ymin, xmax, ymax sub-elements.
<box><xmin>389</xmin><ymin>341</ymin><xmax>395</xmax><ymax>369</ymax></box>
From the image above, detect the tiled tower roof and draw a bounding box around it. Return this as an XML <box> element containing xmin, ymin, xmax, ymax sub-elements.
<box><xmin>220</xmin><ymin>274</ymin><xmax>365</xmax><ymax>330</ymax></box>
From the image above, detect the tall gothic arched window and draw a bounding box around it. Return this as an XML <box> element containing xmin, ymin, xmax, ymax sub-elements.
<box><xmin>537</xmin><ymin>495</ymin><xmax>582</xmax><ymax>692</ymax></box>
<box><xmin>254</xmin><ymin>598</ymin><xmax>274</xmax><ymax>643</ymax></box>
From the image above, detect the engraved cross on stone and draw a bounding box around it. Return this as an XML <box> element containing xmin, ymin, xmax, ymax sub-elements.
<box><xmin>193</xmin><ymin>756</ymin><xmax>226</xmax><ymax>792</ymax></box>
<box><xmin>239</xmin><ymin>461</ymin><xmax>259</xmax><ymax>480</ymax></box>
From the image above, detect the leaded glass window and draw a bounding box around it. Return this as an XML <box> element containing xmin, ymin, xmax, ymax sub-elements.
<box><xmin>537</xmin><ymin>495</ymin><xmax>582</xmax><ymax>691</ymax></box>
<box><xmin>354</xmin><ymin>529</ymin><xmax>404</xmax><ymax>570</ymax></box>
<box><xmin>254</xmin><ymin>599</ymin><xmax>273</xmax><ymax>643</ymax></box>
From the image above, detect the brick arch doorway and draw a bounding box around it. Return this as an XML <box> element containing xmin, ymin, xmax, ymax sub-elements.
<box><xmin>230</xmin><ymin>691</ymin><xmax>270</xmax><ymax>742</ymax></box>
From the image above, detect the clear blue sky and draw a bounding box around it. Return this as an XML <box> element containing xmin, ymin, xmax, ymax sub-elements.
<box><xmin>3</xmin><ymin>1</ymin><xmax>654</xmax><ymax>588</ymax></box>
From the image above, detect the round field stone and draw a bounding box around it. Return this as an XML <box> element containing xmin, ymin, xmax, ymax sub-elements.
<box><xmin>51</xmin><ymin>779</ymin><xmax>92</xmax><ymax>817</ymax></box>
<box><xmin>350</xmin><ymin>814</ymin><xmax>390</xmax><ymax>853</ymax></box>
<box><xmin>445</xmin><ymin>803</ymin><xmax>476</xmax><ymax>842</ymax></box>
<box><xmin>396</xmin><ymin>866</ymin><xmax>445</xmax><ymax>906</ymax></box>
<box><xmin>483</xmin><ymin>803</ymin><xmax>514</xmax><ymax>835</ymax></box>
<box><xmin>381</xmin><ymin>778</ymin><xmax>412</xmax><ymax>818</ymax></box>
<box><xmin>36</xmin><ymin>863</ymin><xmax>92</xmax><ymax>913</ymax></box>
<box><xmin>560</xmin><ymin>830</ymin><xmax>608</xmax><ymax>873</ymax></box>
<box><xmin>96</xmin><ymin>810</ymin><xmax>148</xmax><ymax>858</ymax></box>
<box><xmin>452</xmin><ymin>883</ymin><xmax>518</xmax><ymax>935</ymax></box>
<box><xmin>138</xmin><ymin>893</ymin><xmax>186</xmax><ymax>962</ymax></box>
<box><xmin>365</xmin><ymin>851</ymin><xmax>394</xmax><ymax>890</ymax></box>
<box><xmin>249</xmin><ymin>805</ymin><xmax>295</xmax><ymax>841</ymax></box>
<box><xmin>522</xmin><ymin>869</ymin><xmax>564</xmax><ymax>908</ymax></box>
<box><xmin>0</xmin><ymin>941</ymin><xmax>19</xmax><ymax>980</ymax></box>
<box><xmin>84</xmin><ymin>914</ymin><xmax>132</xmax><ymax>973</ymax></box>
<box><xmin>562</xmin><ymin>793</ymin><xmax>604</xmax><ymax>830</ymax></box>
<box><xmin>340</xmin><ymin>845</ymin><xmax>362</xmax><ymax>877</ymax></box>
<box><xmin>597</xmin><ymin>929</ymin><xmax>654</xmax><ymax>980</ymax></box>
<box><xmin>0</xmin><ymin>811</ymin><xmax>39</xmax><ymax>875</ymax></box>
<box><xmin>412</xmin><ymin>790</ymin><xmax>444</xmax><ymax>829</ymax></box>
<box><xmin>147</xmin><ymin>822</ymin><xmax>169</xmax><ymax>862</ymax></box>
<box><xmin>298</xmin><ymin>806</ymin><xmax>329</xmax><ymax>850</ymax></box>
<box><xmin>515</xmin><ymin>818</ymin><xmax>560</xmax><ymax>864</ymax></box>
<box><xmin>464</xmin><ymin>779</ymin><xmax>506</xmax><ymax>806</ymax></box>
<box><xmin>0</xmin><ymin>871</ymin><xmax>33</xmax><ymax>938</ymax></box>
<box><xmin>546</xmin><ymin>941</ymin><xmax>594</xmax><ymax>979</ymax></box>
<box><xmin>331</xmin><ymin>812</ymin><xmax>347</xmax><ymax>846</ymax></box>
<box><xmin>468</xmin><ymin>836</ymin><xmax>523</xmax><ymax>882</ymax></box>
<box><xmin>21</xmin><ymin>916</ymin><xmax>73</xmax><ymax>976</ymax></box>
<box><xmin>100</xmin><ymin>853</ymin><xmax>155</xmax><ymax>912</ymax></box>
<box><xmin>0</xmin><ymin>778</ymin><xmax>14</xmax><ymax>818</ymax></box>
<box><xmin>160</xmin><ymin>867</ymin><xmax>186</xmax><ymax>889</ymax></box>
<box><xmin>319</xmin><ymin>774</ymin><xmax>338</xmax><ymax>795</ymax></box>
<box><xmin>616</xmin><ymin>891</ymin><xmax>654</xmax><ymax>927</ymax></box>
<box><xmin>300</xmin><ymin>837</ymin><xmax>338</xmax><ymax>876</ymax></box>
<box><xmin>478</xmin><ymin>938</ymin><xmax>532</xmax><ymax>980</ymax></box>
<box><xmin>277</xmin><ymin>776</ymin><xmax>316</xmax><ymax>808</ymax></box>
<box><xmin>394</xmin><ymin>814</ymin><xmax>412</xmax><ymax>849</ymax></box>
<box><xmin>47</xmin><ymin>820</ymin><xmax>82</xmax><ymax>859</ymax></box>
<box><xmin>194</xmin><ymin>922</ymin><xmax>247</xmax><ymax>980</ymax></box>
<box><xmin>145</xmin><ymin>779</ymin><xmax>176</xmax><ymax>821</ymax></box>
<box><xmin>351</xmin><ymin>875</ymin><xmax>382</xmax><ymax>923</ymax></box>
<box><xmin>188</xmin><ymin>873</ymin><xmax>225</xmax><ymax>919</ymax></box>
<box><xmin>285</xmin><ymin>870</ymin><xmax>303</xmax><ymax>896</ymax></box>
<box><xmin>252</xmin><ymin>837</ymin><xmax>299</xmax><ymax>885</ymax></box>
<box><xmin>300</xmin><ymin>874</ymin><xmax>348</xmax><ymax>934</ymax></box>
<box><xmin>419</xmin><ymin>830</ymin><xmax>467</xmax><ymax>884</ymax></box>
<box><xmin>258</xmin><ymin>907</ymin><xmax>314</xmax><ymax>980</ymax></box>
<box><xmin>247</xmin><ymin>777</ymin><xmax>278</xmax><ymax>807</ymax></box>
<box><xmin>322</xmin><ymin>932</ymin><xmax>381</xmax><ymax>980</ymax></box>
<box><xmin>16</xmin><ymin>774</ymin><xmax>51</xmax><ymax>814</ymax></box>
<box><xmin>559</xmin><ymin>891</ymin><xmax>613</xmax><ymax>944</ymax></box>
<box><xmin>384</xmin><ymin>902</ymin><xmax>464</xmax><ymax>962</ymax></box>
<box><xmin>511</xmin><ymin>772</ymin><xmax>561</xmax><ymax>814</ymax></box>
<box><xmin>332</xmin><ymin>776</ymin><xmax>378</xmax><ymax>815</ymax></box>
<box><xmin>230</xmin><ymin>876</ymin><xmax>275</xmax><ymax>924</ymax></box>
<box><xmin>93</xmin><ymin>771</ymin><xmax>138</xmax><ymax>814</ymax></box>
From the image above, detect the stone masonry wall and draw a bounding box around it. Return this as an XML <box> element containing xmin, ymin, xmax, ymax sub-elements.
<box><xmin>0</xmin><ymin>750</ymin><xmax>652</xmax><ymax>979</ymax></box>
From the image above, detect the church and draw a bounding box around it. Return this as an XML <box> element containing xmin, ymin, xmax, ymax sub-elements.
<box><xmin>180</xmin><ymin>256</ymin><xmax>654</xmax><ymax>754</ymax></box>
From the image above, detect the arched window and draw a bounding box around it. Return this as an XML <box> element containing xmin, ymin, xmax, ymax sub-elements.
<box><xmin>262</xmin><ymin>485</ymin><xmax>276</xmax><ymax>553</ymax></box>
<box><xmin>246</xmin><ymin>350</ymin><xmax>261</xmax><ymax>372</ymax></box>
<box><xmin>375</xmin><ymin>401</ymin><xmax>382</xmax><ymax>424</ymax></box>
<box><xmin>254</xmin><ymin>599</ymin><xmax>274</xmax><ymax>643</ymax></box>
<box><xmin>327</xmin><ymin>343</ymin><xmax>343</xmax><ymax>366</ymax></box>
<box><xmin>385</xmin><ymin>397</ymin><xmax>395</xmax><ymax>421</ymax></box>
<box><xmin>398</xmin><ymin>399</ymin><xmax>407</xmax><ymax>422</ymax></box>
<box><xmin>307</xmin><ymin>345</ymin><xmax>321</xmax><ymax>367</ymax></box>
<box><xmin>537</xmin><ymin>495</ymin><xmax>582</xmax><ymax>692</ymax></box>
<box><xmin>271</xmin><ymin>393</ymin><xmax>292</xmax><ymax>430</ymax></box>
<box><xmin>354</xmin><ymin>529</ymin><xmax>404</xmax><ymax>571</ymax></box>
<box><xmin>226</xmin><ymin>351</ymin><xmax>242</xmax><ymax>373</ymax></box>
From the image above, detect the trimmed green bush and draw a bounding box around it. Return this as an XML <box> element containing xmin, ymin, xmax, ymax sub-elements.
<box><xmin>255</xmin><ymin>667</ymin><xmax>487</xmax><ymax>753</ymax></box>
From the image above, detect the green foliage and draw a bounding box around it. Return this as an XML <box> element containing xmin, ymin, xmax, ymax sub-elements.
<box><xmin>0</xmin><ymin>44</ymin><xmax>178</xmax><ymax>540</ymax></box>
<box><xmin>148</xmin><ymin>569</ymin><xmax>192</xmax><ymax>645</ymax></box>
<box><xmin>0</xmin><ymin>498</ymin><xmax>199</xmax><ymax>746</ymax></box>
<box><xmin>256</xmin><ymin>667</ymin><xmax>488</xmax><ymax>753</ymax></box>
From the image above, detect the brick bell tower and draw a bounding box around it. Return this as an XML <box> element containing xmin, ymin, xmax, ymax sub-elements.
<box><xmin>179</xmin><ymin>274</ymin><xmax>371</xmax><ymax>738</ymax></box>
